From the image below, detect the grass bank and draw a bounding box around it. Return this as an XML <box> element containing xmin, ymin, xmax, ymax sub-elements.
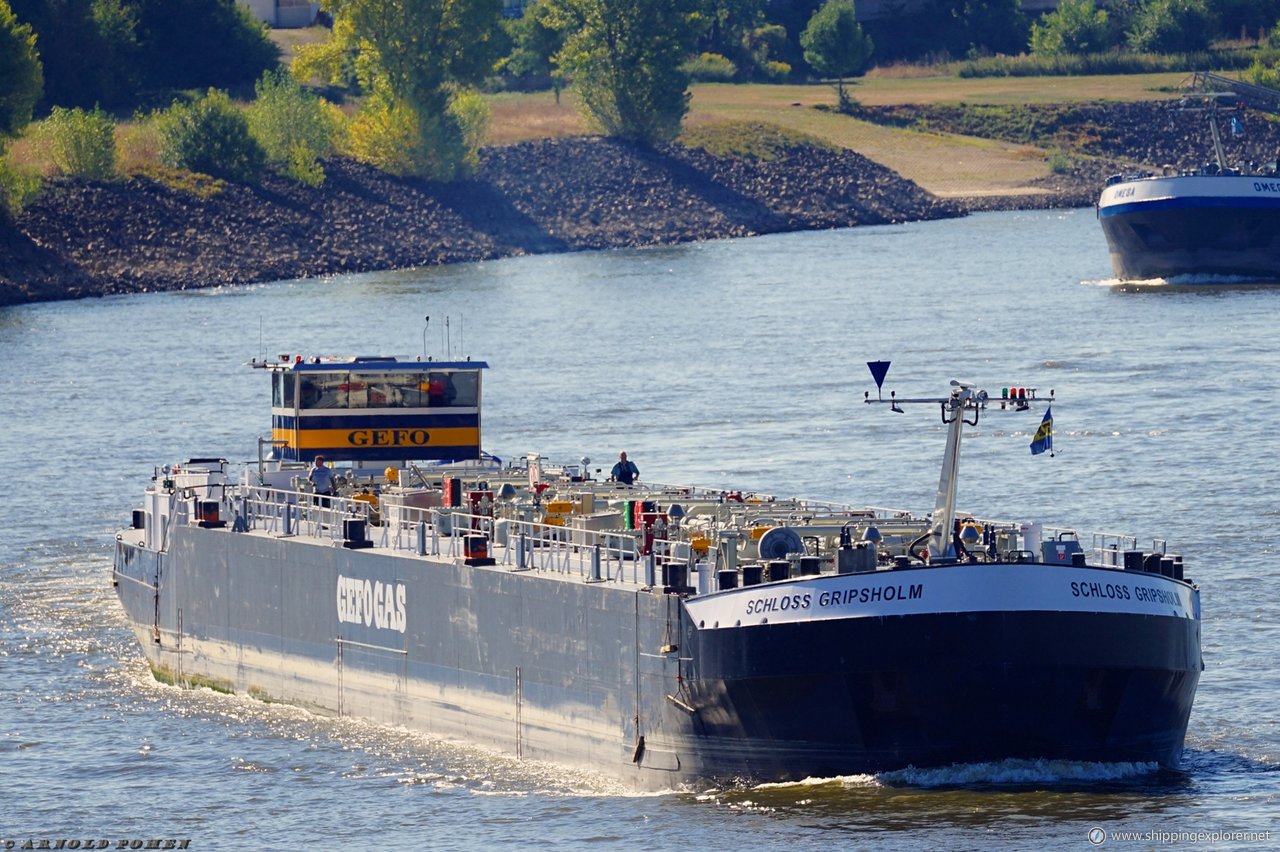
<box><xmin>485</xmin><ymin>73</ymin><xmax>1197</xmax><ymax>197</ymax></box>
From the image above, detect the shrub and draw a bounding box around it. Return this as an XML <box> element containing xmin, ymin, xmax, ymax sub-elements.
<box><xmin>743</xmin><ymin>24</ymin><xmax>790</xmax><ymax>81</ymax></box>
<box><xmin>318</xmin><ymin>100</ymin><xmax>351</xmax><ymax>156</ymax></box>
<box><xmin>246</xmin><ymin>70</ymin><xmax>333</xmax><ymax>186</ymax></box>
<box><xmin>40</xmin><ymin>106</ymin><xmax>118</xmax><ymax>179</ymax></box>
<box><xmin>155</xmin><ymin>89</ymin><xmax>265</xmax><ymax>183</ymax></box>
<box><xmin>759</xmin><ymin>60</ymin><xmax>793</xmax><ymax>81</ymax></box>
<box><xmin>344</xmin><ymin>95</ymin><xmax>419</xmax><ymax>176</ymax></box>
<box><xmin>1247</xmin><ymin>56</ymin><xmax>1280</xmax><ymax>90</ymax></box>
<box><xmin>682</xmin><ymin>53</ymin><xmax>738</xmax><ymax>82</ymax></box>
<box><xmin>957</xmin><ymin>47</ymin><xmax>1264</xmax><ymax>77</ymax></box>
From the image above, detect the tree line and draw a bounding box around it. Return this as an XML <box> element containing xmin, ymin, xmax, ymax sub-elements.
<box><xmin>4</xmin><ymin>0</ymin><xmax>1280</xmax><ymax>204</ymax></box>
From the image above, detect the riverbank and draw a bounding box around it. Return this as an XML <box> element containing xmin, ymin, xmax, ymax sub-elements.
<box><xmin>1</xmin><ymin>135</ymin><xmax>967</xmax><ymax>306</ymax></box>
<box><xmin>4</xmin><ymin>97</ymin><xmax>1265</xmax><ymax>308</ymax></box>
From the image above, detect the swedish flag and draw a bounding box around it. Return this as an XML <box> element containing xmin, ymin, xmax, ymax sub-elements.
<box><xmin>1030</xmin><ymin>406</ymin><xmax>1053</xmax><ymax>456</ymax></box>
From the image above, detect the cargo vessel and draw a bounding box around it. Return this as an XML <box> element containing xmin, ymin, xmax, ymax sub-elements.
<box><xmin>113</xmin><ymin>355</ymin><xmax>1202</xmax><ymax>789</ymax></box>
<box><xmin>1098</xmin><ymin>72</ymin><xmax>1280</xmax><ymax>282</ymax></box>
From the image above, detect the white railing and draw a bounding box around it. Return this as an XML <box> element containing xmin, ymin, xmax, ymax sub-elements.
<box><xmin>1091</xmin><ymin>532</ymin><xmax>1140</xmax><ymax>568</ymax></box>
<box><xmin>232</xmin><ymin>484</ymin><xmax>689</xmax><ymax>586</ymax></box>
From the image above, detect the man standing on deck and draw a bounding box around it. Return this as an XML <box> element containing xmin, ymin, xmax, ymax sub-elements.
<box><xmin>610</xmin><ymin>451</ymin><xmax>639</xmax><ymax>485</ymax></box>
<box><xmin>309</xmin><ymin>455</ymin><xmax>335</xmax><ymax>506</ymax></box>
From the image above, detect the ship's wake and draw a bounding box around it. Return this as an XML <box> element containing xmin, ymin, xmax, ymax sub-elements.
<box><xmin>746</xmin><ymin>758</ymin><xmax>1163</xmax><ymax>792</ymax></box>
<box><xmin>1085</xmin><ymin>274</ymin><xmax>1280</xmax><ymax>290</ymax></box>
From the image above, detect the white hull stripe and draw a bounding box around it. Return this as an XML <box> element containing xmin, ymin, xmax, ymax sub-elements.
<box><xmin>684</xmin><ymin>564</ymin><xmax>1198</xmax><ymax>629</ymax></box>
<box><xmin>1099</xmin><ymin>175</ymin><xmax>1280</xmax><ymax>211</ymax></box>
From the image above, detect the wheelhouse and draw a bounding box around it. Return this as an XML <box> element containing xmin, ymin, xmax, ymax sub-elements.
<box><xmin>262</xmin><ymin>355</ymin><xmax>488</xmax><ymax>464</ymax></box>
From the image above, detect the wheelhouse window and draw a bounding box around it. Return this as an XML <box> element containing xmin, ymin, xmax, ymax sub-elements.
<box><xmin>297</xmin><ymin>369</ymin><xmax>480</xmax><ymax>409</ymax></box>
<box><xmin>362</xmin><ymin>372</ymin><xmax>425</xmax><ymax>408</ymax></box>
<box><xmin>419</xmin><ymin>371</ymin><xmax>479</xmax><ymax>407</ymax></box>
<box><xmin>272</xmin><ymin>373</ymin><xmax>298</xmax><ymax>409</ymax></box>
<box><xmin>300</xmin><ymin>374</ymin><xmax>348</xmax><ymax>409</ymax></box>
<box><xmin>444</xmin><ymin>371</ymin><xmax>479</xmax><ymax>407</ymax></box>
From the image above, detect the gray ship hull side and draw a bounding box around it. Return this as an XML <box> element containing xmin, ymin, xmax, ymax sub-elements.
<box><xmin>115</xmin><ymin>526</ymin><xmax>695</xmax><ymax>789</ymax></box>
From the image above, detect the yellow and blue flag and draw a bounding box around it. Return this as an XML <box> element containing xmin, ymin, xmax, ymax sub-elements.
<box><xmin>1030</xmin><ymin>406</ymin><xmax>1053</xmax><ymax>456</ymax></box>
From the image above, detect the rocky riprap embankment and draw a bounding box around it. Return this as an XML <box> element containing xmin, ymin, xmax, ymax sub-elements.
<box><xmin>0</xmin><ymin>136</ymin><xmax>960</xmax><ymax>307</ymax></box>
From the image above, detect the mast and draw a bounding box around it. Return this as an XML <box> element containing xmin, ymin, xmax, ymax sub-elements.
<box><xmin>930</xmin><ymin>383</ymin><xmax>979</xmax><ymax>559</ymax></box>
<box><xmin>1208</xmin><ymin>105</ymin><xmax>1227</xmax><ymax>173</ymax></box>
<box><xmin>865</xmin><ymin>364</ymin><xmax>1051</xmax><ymax>563</ymax></box>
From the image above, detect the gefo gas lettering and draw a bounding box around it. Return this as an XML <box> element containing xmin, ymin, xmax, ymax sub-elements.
<box><xmin>336</xmin><ymin>574</ymin><xmax>407</xmax><ymax>632</ymax></box>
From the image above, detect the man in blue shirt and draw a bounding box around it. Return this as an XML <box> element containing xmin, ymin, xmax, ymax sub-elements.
<box><xmin>610</xmin><ymin>451</ymin><xmax>639</xmax><ymax>485</ymax></box>
<box><xmin>309</xmin><ymin>455</ymin><xmax>336</xmax><ymax>506</ymax></box>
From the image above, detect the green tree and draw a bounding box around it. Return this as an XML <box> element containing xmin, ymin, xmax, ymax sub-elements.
<box><xmin>543</xmin><ymin>0</ymin><xmax>702</xmax><ymax>146</ymax></box>
<box><xmin>0</xmin><ymin>0</ymin><xmax>42</xmax><ymax>137</ymax></box>
<box><xmin>134</xmin><ymin>0</ymin><xmax>277</xmax><ymax>92</ymax></box>
<box><xmin>500</xmin><ymin>0</ymin><xmax>567</xmax><ymax>92</ymax></box>
<box><xmin>303</xmin><ymin>0</ymin><xmax>503</xmax><ymax>178</ymax></box>
<box><xmin>92</xmin><ymin>0</ymin><xmax>142</xmax><ymax>102</ymax></box>
<box><xmin>1030</xmin><ymin>0</ymin><xmax>1113</xmax><ymax>55</ymax></box>
<box><xmin>8</xmin><ymin>0</ymin><xmax>136</xmax><ymax>110</ymax></box>
<box><xmin>11</xmin><ymin>0</ymin><xmax>273</xmax><ymax>111</ymax></box>
<box><xmin>801</xmin><ymin>0</ymin><xmax>872</xmax><ymax>109</ymax></box>
<box><xmin>742</xmin><ymin>23</ymin><xmax>791</xmax><ymax>80</ymax></box>
<box><xmin>698</xmin><ymin>0</ymin><xmax>766</xmax><ymax>76</ymax></box>
<box><xmin>951</xmin><ymin>0</ymin><xmax>1028</xmax><ymax>56</ymax></box>
<box><xmin>1215</xmin><ymin>0</ymin><xmax>1280</xmax><ymax>42</ymax></box>
<box><xmin>1126</xmin><ymin>0</ymin><xmax>1214</xmax><ymax>53</ymax></box>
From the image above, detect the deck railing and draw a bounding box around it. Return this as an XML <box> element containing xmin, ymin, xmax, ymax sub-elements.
<box><xmin>187</xmin><ymin>482</ymin><xmax>1171</xmax><ymax>585</ymax></box>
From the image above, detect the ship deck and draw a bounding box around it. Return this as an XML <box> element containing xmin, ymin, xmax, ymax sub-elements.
<box><xmin>126</xmin><ymin>460</ymin><xmax>1158</xmax><ymax>598</ymax></box>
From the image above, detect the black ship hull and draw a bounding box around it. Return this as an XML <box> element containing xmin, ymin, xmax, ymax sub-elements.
<box><xmin>1098</xmin><ymin>174</ymin><xmax>1280</xmax><ymax>281</ymax></box>
<box><xmin>678</xmin><ymin>611</ymin><xmax>1199</xmax><ymax>781</ymax></box>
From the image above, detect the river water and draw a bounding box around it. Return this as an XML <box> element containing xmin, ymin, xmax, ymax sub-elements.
<box><xmin>2</xmin><ymin>209</ymin><xmax>1277</xmax><ymax>850</ymax></box>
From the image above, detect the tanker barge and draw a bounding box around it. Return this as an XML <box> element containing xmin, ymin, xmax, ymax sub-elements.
<box><xmin>113</xmin><ymin>355</ymin><xmax>1202</xmax><ymax>789</ymax></box>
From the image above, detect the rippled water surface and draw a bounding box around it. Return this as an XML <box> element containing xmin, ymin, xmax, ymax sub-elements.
<box><xmin>2</xmin><ymin>209</ymin><xmax>1277</xmax><ymax>850</ymax></box>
